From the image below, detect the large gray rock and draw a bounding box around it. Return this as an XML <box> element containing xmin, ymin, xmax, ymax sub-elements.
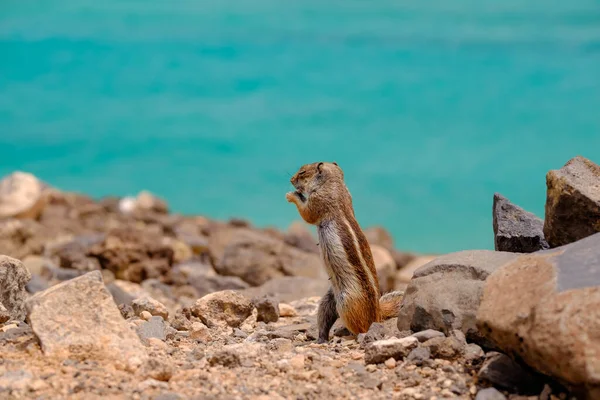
<box><xmin>25</xmin><ymin>271</ymin><xmax>147</xmax><ymax>371</ymax></box>
<box><xmin>493</xmin><ymin>193</ymin><xmax>549</xmax><ymax>253</ymax></box>
<box><xmin>208</xmin><ymin>227</ymin><xmax>326</xmax><ymax>286</ymax></box>
<box><xmin>0</xmin><ymin>171</ymin><xmax>47</xmax><ymax>219</ymax></box>
<box><xmin>477</xmin><ymin>232</ymin><xmax>600</xmax><ymax>397</ymax></box>
<box><xmin>543</xmin><ymin>156</ymin><xmax>600</xmax><ymax>248</ymax></box>
<box><xmin>397</xmin><ymin>250</ymin><xmax>518</xmax><ymax>345</ymax></box>
<box><xmin>0</xmin><ymin>255</ymin><xmax>31</xmax><ymax>321</ymax></box>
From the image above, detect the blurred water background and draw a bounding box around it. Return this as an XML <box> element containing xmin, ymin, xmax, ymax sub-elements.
<box><xmin>1</xmin><ymin>1</ymin><xmax>600</xmax><ymax>253</ymax></box>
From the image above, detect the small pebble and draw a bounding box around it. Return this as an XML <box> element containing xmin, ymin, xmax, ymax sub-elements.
<box><xmin>384</xmin><ymin>357</ymin><xmax>396</xmax><ymax>369</ymax></box>
<box><xmin>140</xmin><ymin>311</ymin><xmax>152</xmax><ymax>321</ymax></box>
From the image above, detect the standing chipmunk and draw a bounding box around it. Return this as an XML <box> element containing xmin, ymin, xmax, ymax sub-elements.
<box><xmin>286</xmin><ymin>161</ymin><xmax>403</xmax><ymax>343</ymax></box>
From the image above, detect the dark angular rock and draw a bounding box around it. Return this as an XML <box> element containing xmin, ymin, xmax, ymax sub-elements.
<box><xmin>543</xmin><ymin>156</ymin><xmax>600</xmax><ymax>247</ymax></box>
<box><xmin>397</xmin><ymin>250</ymin><xmax>518</xmax><ymax>346</ymax></box>
<box><xmin>478</xmin><ymin>352</ymin><xmax>544</xmax><ymax>395</ymax></box>
<box><xmin>493</xmin><ymin>193</ymin><xmax>549</xmax><ymax>253</ymax></box>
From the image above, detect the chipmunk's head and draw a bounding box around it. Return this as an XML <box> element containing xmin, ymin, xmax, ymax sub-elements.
<box><xmin>290</xmin><ymin>161</ymin><xmax>343</xmax><ymax>202</ymax></box>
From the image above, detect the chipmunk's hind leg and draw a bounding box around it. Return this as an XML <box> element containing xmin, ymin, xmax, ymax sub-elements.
<box><xmin>317</xmin><ymin>287</ymin><xmax>338</xmax><ymax>344</ymax></box>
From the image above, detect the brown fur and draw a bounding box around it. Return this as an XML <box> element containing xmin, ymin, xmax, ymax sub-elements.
<box><xmin>286</xmin><ymin>162</ymin><xmax>403</xmax><ymax>341</ymax></box>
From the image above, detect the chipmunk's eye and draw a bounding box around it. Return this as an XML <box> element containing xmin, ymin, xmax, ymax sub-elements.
<box><xmin>299</xmin><ymin>170</ymin><xmax>306</xmax><ymax>175</ymax></box>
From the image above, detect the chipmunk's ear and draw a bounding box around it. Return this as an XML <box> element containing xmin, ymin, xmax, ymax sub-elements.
<box><xmin>332</xmin><ymin>162</ymin><xmax>338</xmax><ymax>167</ymax></box>
<box><xmin>317</xmin><ymin>162</ymin><xmax>324</xmax><ymax>173</ymax></box>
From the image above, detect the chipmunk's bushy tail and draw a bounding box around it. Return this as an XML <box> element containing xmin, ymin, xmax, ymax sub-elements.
<box><xmin>379</xmin><ymin>290</ymin><xmax>404</xmax><ymax>320</ymax></box>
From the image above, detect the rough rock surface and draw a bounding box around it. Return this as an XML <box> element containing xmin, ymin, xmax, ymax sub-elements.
<box><xmin>477</xmin><ymin>232</ymin><xmax>600</xmax><ymax>397</ymax></box>
<box><xmin>0</xmin><ymin>255</ymin><xmax>31</xmax><ymax>321</ymax></box>
<box><xmin>25</xmin><ymin>270</ymin><xmax>146</xmax><ymax>370</ymax></box>
<box><xmin>397</xmin><ymin>250</ymin><xmax>518</xmax><ymax>345</ymax></box>
<box><xmin>0</xmin><ymin>171</ymin><xmax>47</xmax><ymax>219</ymax></box>
<box><xmin>493</xmin><ymin>193</ymin><xmax>549</xmax><ymax>253</ymax></box>
<box><xmin>364</xmin><ymin>337</ymin><xmax>419</xmax><ymax>364</ymax></box>
<box><xmin>209</xmin><ymin>227</ymin><xmax>326</xmax><ymax>286</ymax></box>
<box><xmin>253</xmin><ymin>295</ymin><xmax>280</xmax><ymax>323</ymax></box>
<box><xmin>543</xmin><ymin>155</ymin><xmax>600</xmax><ymax>247</ymax></box>
<box><xmin>132</xmin><ymin>296</ymin><xmax>169</xmax><ymax>320</ymax></box>
<box><xmin>191</xmin><ymin>290</ymin><xmax>254</xmax><ymax>328</ymax></box>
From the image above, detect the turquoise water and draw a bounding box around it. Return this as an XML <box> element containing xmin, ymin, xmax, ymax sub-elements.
<box><xmin>1</xmin><ymin>1</ymin><xmax>600</xmax><ymax>254</ymax></box>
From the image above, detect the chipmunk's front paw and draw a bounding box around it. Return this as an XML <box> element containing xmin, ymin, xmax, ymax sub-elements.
<box><xmin>285</xmin><ymin>191</ymin><xmax>296</xmax><ymax>203</ymax></box>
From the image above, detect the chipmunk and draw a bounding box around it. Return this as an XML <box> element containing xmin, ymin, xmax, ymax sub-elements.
<box><xmin>286</xmin><ymin>161</ymin><xmax>403</xmax><ymax>343</ymax></box>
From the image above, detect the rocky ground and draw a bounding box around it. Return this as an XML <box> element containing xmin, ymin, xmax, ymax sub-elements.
<box><xmin>1</xmin><ymin>155</ymin><xmax>599</xmax><ymax>400</ymax></box>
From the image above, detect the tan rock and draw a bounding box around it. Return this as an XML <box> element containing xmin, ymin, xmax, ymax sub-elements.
<box><xmin>162</xmin><ymin>237</ymin><xmax>193</xmax><ymax>264</ymax></box>
<box><xmin>191</xmin><ymin>290</ymin><xmax>254</xmax><ymax>328</ymax></box>
<box><xmin>278</xmin><ymin>303</ymin><xmax>297</xmax><ymax>317</ymax></box>
<box><xmin>364</xmin><ymin>336</ymin><xmax>419</xmax><ymax>364</ymax></box>
<box><xmin>477</xmin><ymin>232</ymin><xmax>600</xmax><ymax>396</ymax></box>
<box><xmin>131</xmin><ymin>296</ymin><xmax>169</xmax><ymax>320</ymax></box>
<box><xmin>0</xmin><ymin>171</ymin><xmax>47</xmax><ymax>219</ymax></box>
<box><xmin>189</xmin><ymin>321</ymin><xmax>211</xmax><ymax>342</ymax></box>
<box><xmin>544</xmin><ymin>156</ymin><xmax>600</xmax><ymax>247</ymax></box>
<box><xmin>25</xmin><ymin>270</ymin><xmax>147</xmax><ymax>371</ymax></box>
